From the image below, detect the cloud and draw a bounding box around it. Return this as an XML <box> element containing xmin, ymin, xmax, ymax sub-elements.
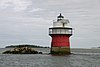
<box><xmin>29</xmin><ymin>8</ymin><xmax>44</xmax><ymax>12</ymax></box>
<box><xmin>0</xmin><ymin>0</ymin><xmax>100</xmax><ymax>48</ymax></box>
<box><xmin>0</xmin><ymin>0</ymin><xmax>32</xmax><ymax>11</ymax></box>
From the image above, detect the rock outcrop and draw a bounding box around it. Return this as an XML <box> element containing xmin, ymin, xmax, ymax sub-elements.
<box><xmin>2</xmin><ymin>47</ymin><xmax>42</xmax><ymax>54</ymax></box>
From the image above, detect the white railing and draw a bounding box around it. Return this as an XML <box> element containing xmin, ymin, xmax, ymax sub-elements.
<box><xmin>49</xmin><ymin>28</ymin><xmax>72</xmax><ymax>35</ymax></box>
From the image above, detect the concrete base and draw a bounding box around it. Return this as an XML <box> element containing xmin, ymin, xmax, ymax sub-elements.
<box><xmin>51</xmin><ymin>47</ymin><xmax>70</xmax><ymax>55</ymax></box>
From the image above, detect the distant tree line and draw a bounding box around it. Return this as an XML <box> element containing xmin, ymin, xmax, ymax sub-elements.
<box><xmin>5</xmin><ymin>44</ymin><xmax>50</xmax><ymax>48</ymax></box>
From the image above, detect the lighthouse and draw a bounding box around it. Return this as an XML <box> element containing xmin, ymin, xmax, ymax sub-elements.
<box><xmin>49</xmin><ymin>13</ymin><xmax>73</xmax><ymax>54</ymax></box>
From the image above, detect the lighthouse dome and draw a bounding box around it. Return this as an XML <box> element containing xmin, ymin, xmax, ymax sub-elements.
<box><xmin>57</xmin><ymin>13</ymin><xmax>64</xmax><ymax>21</ymax></box>
<box><xmin>57</xmin><ymin>13</ymin><xmax>64</xmax><ymax>18</ymax></box>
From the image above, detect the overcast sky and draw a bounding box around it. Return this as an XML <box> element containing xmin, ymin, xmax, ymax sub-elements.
<box><xmin>0</xmin><ymin>0</ymin><xmax>100</xmax><ymax>48</ymax></box>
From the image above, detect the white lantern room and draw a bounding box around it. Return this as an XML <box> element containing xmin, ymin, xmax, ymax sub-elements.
<box><xmin>49</xmin><ymin>13</ymin><xmax>72</xmax><ymax>35</ymax></box>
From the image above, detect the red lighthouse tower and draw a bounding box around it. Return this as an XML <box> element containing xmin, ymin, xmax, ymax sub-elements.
<box><xmin>49</xmin><ymin>13</ymin><xmax>72</xmax><ymax>54</ymax></box>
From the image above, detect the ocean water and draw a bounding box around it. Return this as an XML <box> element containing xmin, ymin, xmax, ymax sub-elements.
<box><xmin>0</xmin><ymin>48</ymin><xmax>100</xmax><ymax>67</ymax></box>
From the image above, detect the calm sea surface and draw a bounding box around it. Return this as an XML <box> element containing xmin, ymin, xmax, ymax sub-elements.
<box><xmin>0</xmin><ymin>48</ymin><xmax>100</xmax><ymax>67</ymax></box>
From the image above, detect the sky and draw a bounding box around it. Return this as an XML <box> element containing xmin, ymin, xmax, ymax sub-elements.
<box><xmin>0</xmin><ymin>0</ymin><xmax>100</xmax><ymax>48</ymax></box>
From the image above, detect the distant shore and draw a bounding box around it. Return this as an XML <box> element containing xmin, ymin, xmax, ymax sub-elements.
<box><xmin>5</xmin><ymin>44</ymin><xmax>50</xmax><ymax>48</ymax></box>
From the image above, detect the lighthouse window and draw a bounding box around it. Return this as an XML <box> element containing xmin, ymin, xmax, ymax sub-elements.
<box><xmin>61</xmin><ymin>29</ymin><xmax>65</xmax><ymax>34</ymax></box>
<box><xmin>63</xmin><ymin>23</ymin><xmax>65</xmax><ymax>27</ymax></box>
<box><xmin>49</xmin><ymin>29</ymin><xmax>52</xmax><ymax>34</ymax></box>
<box><xmin>69</xmin><ymin>29</ymin><xmax>72</xmax><ymax>34</ymax></box>
<box><xmin>57</xmin><ymin>29</ymin><xmax>60</xmax><ymax>34</ymax></box>
<box><xmin>52</xmin><ymin>29</ymin><xmax>55</xmax><ymax>34</ymax></box>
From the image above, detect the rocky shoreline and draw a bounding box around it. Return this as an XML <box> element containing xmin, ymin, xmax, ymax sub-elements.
<box><xmin>2</xmin><ymin>47</ymin><xmax>42</xmax><ymax>54</ymax></box>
